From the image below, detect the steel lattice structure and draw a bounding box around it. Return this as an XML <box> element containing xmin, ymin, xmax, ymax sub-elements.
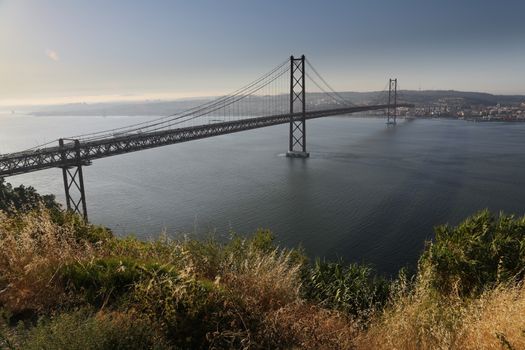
<box><xmin>0</xmin><ymin>55</ymin><xmax>414</xmax><ymax>219</ymax></box>
<box><xmin>288</xmin><ymin>55</ymin><xmax>308</xmax><ymax>157</ymax></box>
<box><xmin>387</xmin><ymin>78</ymin><xmax>398</xmax><ymax>125</ymax></box>
<box><xmin>0</xmin><ymin>104</ymin><xmax>412</xmax><ymax>178</ymax></box>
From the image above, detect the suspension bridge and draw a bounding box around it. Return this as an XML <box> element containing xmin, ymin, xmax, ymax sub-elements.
<box><xmin>0</xmin><ymin>55</ymin><xmax>413</xmax><ymax>219</ymax></box>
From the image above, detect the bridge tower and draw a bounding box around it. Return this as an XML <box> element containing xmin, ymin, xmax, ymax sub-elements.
<box><xmin>386</xmin><ymin>78</ymin><xmax>397</xmax><ymax>125</ymax></box>
<box><xmin>59</xmin><ymin>139</ymin><xmax>89</xmax><ymax>221</ymax></box>
<box><xmin>286</xmin><ymin>55</ymin><xmax>309</xmax><ymax>158</ymax></box>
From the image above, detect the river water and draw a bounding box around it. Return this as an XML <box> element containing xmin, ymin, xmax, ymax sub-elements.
<box><xmin>2</xmin><ymin>114</ymin><xmax>525</xmax><ymax>275</ymax></box>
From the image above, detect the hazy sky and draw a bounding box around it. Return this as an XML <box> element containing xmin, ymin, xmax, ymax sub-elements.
<box><xmin>1</xmin><ymin>0</ymin><xmax>524</xmax><ymax>106</ymax></box>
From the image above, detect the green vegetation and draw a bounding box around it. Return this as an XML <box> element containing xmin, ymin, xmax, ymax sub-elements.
<box><xmin>419</xmin><ymin>210</ymin><xmax>525</xmax><ymax>296</ymax></box>
<box><xmin>302</xmin><ymin>259</ymin><xmax>390</xmax><ymax>318</ymax></box>
<box><xmin>0</xmin><ymin>178</ymin><xmax>59</xmax><ymax>214</ymax></box>
<box><xmin>1</xmin><ymin>180</ymin><xmax>525</xmax><ymax>349</ymax></box>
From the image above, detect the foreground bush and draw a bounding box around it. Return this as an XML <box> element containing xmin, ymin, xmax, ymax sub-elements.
<box><xmin>6</xmin><ymin>309</ymin><xmax>170</xmax><ymax>350</ymax></box>
<box><xmin>360</xmin><ymin>281</ymin><xmax>525</xmax><ymax>350</ymax></box>
<box><xmin>263</xmin><ymin>302</ymin><xmax>359</xmax><ymax>349</ymax></box>
<box><xmin>0</xmin><ymin>209</ymin><xmax>99</xmax><ymax>313</ymax></box>
<box><xmin>0</xmin><ymin>206</ymin><xmax>360</xmax><ymax>348</ymax></box>
<box><xmin>0</xmin><ymin>178</ymin><xmax>59</xmax><ymax>214</ymax></box>
<box><xmin>360</xmin><ymin>210</ymin><xmax>525</xmax><ymax>349</ymax></box>
<box><xmin>1</xmin><ymin>180</ymin><xmax>525</xmax><ymax>349</ymax></box>
<box><xmin>302</xmin><ymin>259</ymin><xmax>390</xmax><ymax>319</ymax></box>
<box><xmin>61</xmin><ymin>258</ymin><xmax>178</xmax><ymax>306</ymax></box>
<box><xmin>359</xmin><ymin>275</ymin><xmax>466</xmax><ymax>349</ymax></box>
<box><xmin>419</xmin><ymin>210</ymin><xmax>525</xmax><ymax>296</ymax></box>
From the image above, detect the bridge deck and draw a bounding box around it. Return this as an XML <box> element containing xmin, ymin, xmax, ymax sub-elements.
<box><xmin>0</xmin><ymin>104</ymin><xmax>412</xmax><ymax>177</ymax></box>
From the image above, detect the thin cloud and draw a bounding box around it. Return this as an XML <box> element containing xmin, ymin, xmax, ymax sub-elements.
<box><xmin>45</xmin><ymin>49</ymin><xmax>60</xmax><ymax>61</ymax></box>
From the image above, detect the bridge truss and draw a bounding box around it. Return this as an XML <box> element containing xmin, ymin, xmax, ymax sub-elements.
<box><xmin>0</xmin><ymin>55</ymin><xmax>413</xmax><ymax>219</ymax></box>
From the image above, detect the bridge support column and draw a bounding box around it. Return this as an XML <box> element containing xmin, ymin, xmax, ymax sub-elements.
<box><xmin>387</xmin><ymin>78</ymin><xmax>397</xmax><ymax>125</ymax></box>
<box><xmin>286</xmin><ymin>55</ymin><xmax>309</xmax><ymax>158</ymax></box>
<box><xmin>59</xmin><ymin>139</ymin><xmax>88</xmax><ymax>221</ymax></box>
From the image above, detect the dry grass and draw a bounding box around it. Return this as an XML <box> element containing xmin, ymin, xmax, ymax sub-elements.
<box><xmin>8</xmin><ymin>309</ymin><xmax>171</xmax><ymax>350</ymax></box>
<box><xmin>456</xmin><ymin>284</ymin><xmax>525</xmax><ymax>350</ymax></box>
<box><xmin>221</xmin><ymin>248</ymin><xmax>302</xmax><ymax>313</ymax></box>
<box><xmin>104</xmin><ymin>233</ymin><xmax>181</xmax><ymax>265</ymax></box>
<box><xmin>359</xmin><ymin>288</ymin><xmax>464</xmax><ymax>349</ymax></box>
<box><xmin>205</xmin><ymin>246</ymin><xmax>306</xmax><ymax>348</ymax></box>
<box><xmin>359</xmin><ymin>280</ymin><xmax>525</xmax><ymax>350</ymax></box>
<box><xmin>0</xmin><ymin>210</ymin><xmax>94</xmax><ymax>312</ymax></box>
<box><xmin>2</xmin><ymin>207</ymin><xmax>525</xmax><ymax>349</ymax></box>
<box><xmin>264</xmin><ymin>302</ymin><xmax>359</xmax><ymax>349</ymax></box>
<box><xmin>208</xmin><ymin>246</ymin><xmax>361</xmax><ymax>349</ymax></box>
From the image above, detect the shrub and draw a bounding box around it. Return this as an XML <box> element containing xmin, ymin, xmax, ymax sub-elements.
<box><xmin>359</xmin><ymin>281</ymin><xmax>525</xmax><ymax>350</ymax></box>
<box><xmin>221</xmin><ymin>247</ymin><xmax>302</xmax><ymax>314</ymax></box>
<box><xmin>419</xmin><ymin>210</ymin><xmax>525</xmax><ymax>296</ymax></box>
<box><xmin>359</xmin><ymin>269</ymin><xmax>467</xmax><ymax>350</ymax></box>
<box><xmin>179</xmin><ymin>228</ymin><xmax>278</xmax><ymax>279</ymax></box>
<box><xmin>61</xmin><ymin>258</ymin><xmax>178</xmax><ymax>306</ymax></box>
<box><xmin>106</xmin><ymin>235</ymin><xmax>180</xmax><ymax>264</ymax></box>
<box><xmin>302</xmin><ymin>259</ymin><xmax>390</xmax><ymax>319</ymax></box>
<box><xmin>361</xmin><ymin>211</ymin><xmax>525</xmax><ymax>349</ymax></box>
<box><xmin>0</xmin><ymin>179</ymin><xmax>60</xmax><ymax>214</ymax></box>
<box><xmin>0</xmin><ymin>209</ymin><xmax>93</xmax><ymax>313</ymax></box>
<box><xmin>50</xmin><ymin>211</ymin><xmax>113</xmax><ymax>243</ymax></box>
<box><xmin>262</xmin><ymin>302</ymin><xmax>359</xmax><ymax>349</ymax></box>
<box><xmin>132</xmin><ymin>272</ymin><xmax>225</xmax><ymax>349</ymax></box>
<box><xmin>12</xmin><ymin>308</ymin><xmax>171</xmax><ymax>350</ymax></box>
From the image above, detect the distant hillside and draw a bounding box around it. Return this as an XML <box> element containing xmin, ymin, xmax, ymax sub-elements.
<box><xmin>335</xmin><ymin>90</ymin><xmax>525</xmax><ymax>107</ymax></box>
<box><xmin>393</xmin><ymin>90</ymin><xmax>525</xmax><ymax>106</ymax></box>
<box><xmin>29</xmin><ymin>90</ymin><xmax>525</xmax><ymax>117</ymax></box>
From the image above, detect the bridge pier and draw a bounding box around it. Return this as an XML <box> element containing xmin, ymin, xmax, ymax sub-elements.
<box><xmin>59</xmin><ymin>139</ymin><xmax>89</xmax><ymax>221</ymax></box>
<box><xmin>386</xmin><ymin>78</ymin><xmax>398</xmax><ymax>125</ymax></box>
<box><xmin>286</xmin><ymin>55</ymin><xmax>309</xmax><ymax>158</ymax></box>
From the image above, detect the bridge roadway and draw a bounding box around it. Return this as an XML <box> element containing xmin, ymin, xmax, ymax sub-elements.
<box><xmin>0</xmin><ymin>104</ymin><xmax>412</xmax><ymax>177</ymax></box>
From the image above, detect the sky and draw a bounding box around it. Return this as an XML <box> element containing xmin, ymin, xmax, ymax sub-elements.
<box><xmin>1</xmin><ymin>0</ymin><xmax>525</xmax><ymax>107</ymax></box>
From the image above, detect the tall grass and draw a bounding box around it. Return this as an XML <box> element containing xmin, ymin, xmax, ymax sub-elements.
<box><xmin>359</xmin><ymin>273</ymin><xmax>466</xmax><ymax>349</ymax></box>
<box><xmin>359</xmin><ymin>210</ymin><xmax>525</xmax><ymax>349</ymax></box>
<box><xmin>456</xmin><ymin>283</ymin><xmax>525</xmax><ymax>350</ymax></box>
<box><xmin>8</xmin><ymin>308</ymin><xmax>170</xmax><ymax>350</ymax></box>
<box><xmin>360</xmin><ymin>281</ymin><xmax>525</xmax><ymax>350</ymax></box>
<box><xmin>0</xmin><ymin>209</ymin><xmax>95</xmax><ymax>312</ymax></box>
<box><xmin>1</xmin><ymin>202</ymin><xmax>525</xmax><ymax>349</ymax></box>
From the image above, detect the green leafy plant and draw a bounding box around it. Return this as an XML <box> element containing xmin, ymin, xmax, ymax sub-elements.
<box><xmin>302</xmin><ymin>259</ymin><xmax>390</xmax><ymax>318</ymax></box>
<box><xmin>14</xmin><ymin>308</ymin><xmax>171</xmax><ymax>350</ymax></box>
<box><xmin>419</xmin><ymin>210</ymin><xmax>525</xmax><ymax>296</ymax></box>
<box><xmin>0</xmin><ymin>178</ymin><xmax>60</xmax><ymax>214</ymax></box>
<box><xmin>61</xmin><ymin>258</ymin><xmax>177</xmax><ymax>306</ymax></box>
<box><xmin>133</xmin><ymin>273</ymin><xmax>224</xmax><ymax>349</ymax></box>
